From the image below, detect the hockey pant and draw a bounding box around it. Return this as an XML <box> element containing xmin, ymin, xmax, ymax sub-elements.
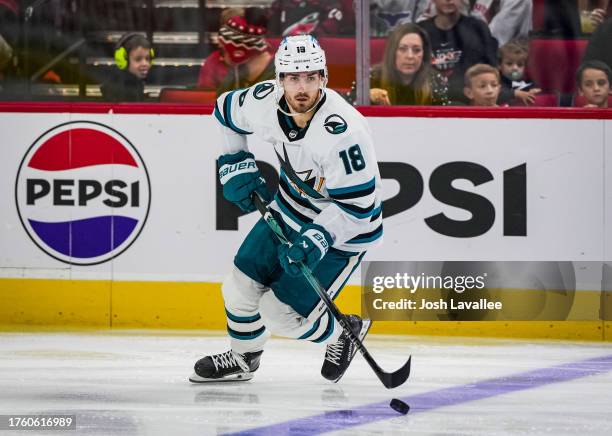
<box><xmin>223</xmin><ymin>216</ymin><xmax>365</xmax><ymax>354</ymax></box>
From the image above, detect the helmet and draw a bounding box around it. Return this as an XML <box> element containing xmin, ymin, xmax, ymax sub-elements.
<box><xmin>274</xmin><ymin>35</ymin><xmax>327</xmax><ymax>86</ymax></box>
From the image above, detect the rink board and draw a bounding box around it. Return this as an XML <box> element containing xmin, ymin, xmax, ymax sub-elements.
<box><xmin>0</xmin><ymin>104</ymin><xmax>611</xmax><ymax>339</ymax></box>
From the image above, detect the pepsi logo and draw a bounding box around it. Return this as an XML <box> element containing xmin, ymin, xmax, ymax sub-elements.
<box><xmin>15</xmin><ymin>121</ymin><xmax>151</xmax><ymax>265</ymax></box>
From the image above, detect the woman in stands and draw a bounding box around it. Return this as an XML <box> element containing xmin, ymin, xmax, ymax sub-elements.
<box><xmin>347</xmin><ymin>23</ymin><xmax>449</xmax><ymax>105</ymax></box>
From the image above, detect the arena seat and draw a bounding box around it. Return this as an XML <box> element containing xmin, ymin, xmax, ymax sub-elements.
<box><xmin>509</xmin><ymin>93</ymin><xmax>559</xmax><ymax>107</ymax></box>
<box><xmin>527</xmin><ymin>39</ymin><xmax>589</xmax><ymax>94</ymax></box>
<box><xmin>572</xmin><ymin>94</ymin><xmax>612</xmax><ymax>107</ymax></box>
<box><xmin>159</xmin><ymin>88</ymin><xmax>217</xmax><ymax>104</ymax></box>
<box><xmin>532</xmin><ymin>93</ymin><xmax>559</xmax><ymax>107</ymax></box>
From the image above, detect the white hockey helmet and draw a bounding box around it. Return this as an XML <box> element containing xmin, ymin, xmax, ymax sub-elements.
<box><xmin>274</xmin><ymin>35</ymin><xmax>328</xmax><ymax>88</ymax></box>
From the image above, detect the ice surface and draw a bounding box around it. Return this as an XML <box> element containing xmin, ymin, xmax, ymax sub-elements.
<box><xmin>0</xmin><ymin>331</ymin><xmax>611</xmax><ymax>435</ymax></box>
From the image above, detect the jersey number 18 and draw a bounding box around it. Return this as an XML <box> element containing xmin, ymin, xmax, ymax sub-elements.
<box><xmin>339</xmin><ymin>144</ymin><xmax>365</xmax><ymax>174</ymax></box>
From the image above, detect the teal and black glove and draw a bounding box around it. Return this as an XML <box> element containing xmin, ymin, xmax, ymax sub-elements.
<box><xmin>218</xmin><ymin>151</ymin><xmax>271</xmax><ymax>212</ymax></box>
<box><xmin>278</xmin><ymin>224</ymin><xmax>333</xmax><ymax>276</ymax></box>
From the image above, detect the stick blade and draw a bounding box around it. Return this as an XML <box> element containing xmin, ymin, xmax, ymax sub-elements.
<box><xmin>379</xmin><ymin>356</ymin><xmax>411</xmax><ymax>389</ymax></box>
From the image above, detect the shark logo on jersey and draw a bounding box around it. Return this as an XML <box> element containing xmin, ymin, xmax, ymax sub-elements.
<box><xmin>238</xmin><ymin>89</ymin><xmax>249</xmax><ymax>106</ymax></box>
<box><xmin>253</xmin><ymin>82</ymin><xmax>275</xmax><ymax>100</ymax></box>
<box><xmin>324</xmin><ymin>114</ymin><xmax>347</xmax><ymax>134</ymax></box>
<box><xmin>275</xmin><ymin>144</ymin><xmax>325</xmax><ymax>199</ymax></box>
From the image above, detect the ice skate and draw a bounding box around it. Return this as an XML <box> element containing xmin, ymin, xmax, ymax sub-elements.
<box><xmin>321</xmin><ymin>315</ymin><xmax>371</xmax><ymax>383</ymax></box>
<box><xmin>189</xmin><ymin>350</ymin><xmax>263</xmax><ymax>383</ymax></box>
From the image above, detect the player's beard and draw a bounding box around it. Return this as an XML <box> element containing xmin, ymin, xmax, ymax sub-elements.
<box><xmin>286</xmin><ymin>90</ymin><xmax>320</xmax><ymax>114</ymax></box>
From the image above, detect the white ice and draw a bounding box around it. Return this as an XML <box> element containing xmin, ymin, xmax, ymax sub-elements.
<box><xmin>0</xmin><ymin>331</ymin><xmax>611</xmax><ymax>436</ymax></box>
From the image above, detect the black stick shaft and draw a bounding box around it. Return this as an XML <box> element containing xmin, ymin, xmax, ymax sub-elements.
<box><xmin>251</xmin><ymin>193</ymin><xmax>411</xmax><ymax>389</ymax></box>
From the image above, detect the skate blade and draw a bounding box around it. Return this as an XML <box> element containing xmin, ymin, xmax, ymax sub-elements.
<box><xmin>188</xmin><ymin>372</ymin><xmax>254</xmax><ymax>383</ymax></box>
<box><xmin>332</xmin><ymin>319</ymin><xmax>372</xmax><ymax>384</ymax></box>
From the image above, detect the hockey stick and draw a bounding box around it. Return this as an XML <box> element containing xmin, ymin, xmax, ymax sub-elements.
<box><xmin>251</xmin><ymin>192</ymin><xmax>411</xmax><ymax>389</ymax></box>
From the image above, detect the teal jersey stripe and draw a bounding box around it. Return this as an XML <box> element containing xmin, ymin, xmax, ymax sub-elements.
<box><xmin>332</xmin><ymin>252</ymin><xmax>366</xmax><ymax>299</ymax></box>
<box><xmin>312</xmin><ymin>314</ymin><xmax>335</xmax><ymax>343</ymax></box>
<box><xmin>223</xmin><ymin>91</ymin><xmax>252</xmax><ymax>135</ymax></box>
<box><xmin>227</xmin><ymin>325</ymin><xmax>266</xmax><ymax>340</ymax></box>
<box><xmin>214</xmin><ymin>101</ymin><xmax>228</xmax><ymax>127</ymax></box>
<box><xmin>298</xmin><ymin>317</ymin><xmax>321</xmax><ymax>340</ymax></box>
<box><xmin>275</xmin><ymin>193</ymin><xmax>312</xmax><ymax>226</ymax></box>
<box><xmin>225</xmin><ymin>308</ymin><xmax>261</xmax><ymax>324</ymax></box>
<box><xmin>370</xmin><ymin>204</ymin><xmax>382</xmax><ymax>221</ymax></box>
<box><xmin>333</xmin><ymin>200</ymin><xmax>376</xmax><ymax>219</ymax></box>
<box><xmin>327</xmin><ymin>178</ymin><xmax>376</xmax><ymax>199</ymax></box>
<box><xmin>347</xmin><ymin>224</ymin><xmax>383</xmax><ymax>244</ymax></box>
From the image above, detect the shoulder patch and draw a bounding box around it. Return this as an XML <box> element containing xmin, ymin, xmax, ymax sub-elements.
<box><xmin>253</xmin><ymin>82</ymin><xmax>275</xmax><ymax>100</ymax></box>
<box><xmin>324</xmin><ymin>114</ymin><xmax>347</xmax><ymax>134</ymax></box>
<box><xmin>238</xmin><ymin>89</ymin><xmax>249</xmax><ymax>106</ymax></box>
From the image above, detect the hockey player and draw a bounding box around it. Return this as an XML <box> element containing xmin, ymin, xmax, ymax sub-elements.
<box><xmin>190</xmin><ymin>35</ymin><xmax>383</xmax><ymax>384</ymax></box>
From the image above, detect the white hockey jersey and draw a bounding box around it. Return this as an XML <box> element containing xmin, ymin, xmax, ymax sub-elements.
<box><xmin>214</xmin><ymin>80</ymin><xmax>383</xmax><ymax>253</ymax></box>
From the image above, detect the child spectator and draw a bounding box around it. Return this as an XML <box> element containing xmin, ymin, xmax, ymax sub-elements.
<box><xmin>197</xmin><ymin>15</ymin><xmax>274</xmax><ymax>95</ymax></box>
<box><xmin>576</xmin><ymin>60</ymin><xmax>611</xmax><ymax>107</ymax></box>
<box><xmin>464</xmin><ymin>63</ymin><xmax>502</xmax><ymax>106</ymax></box>
<box><xmin>497</xmin><ymin>39</ymin><xmax>541</xmax><ymax>105</ymax></box>
<box><xmin>420</xmin><ymin>0</ymin><xmax>498</xmax><ymax>103</ymax></box>
<box><xmin>101</xmin><ymin>33</ymin><xmax>153</xmax><ymax>102</ymax></box>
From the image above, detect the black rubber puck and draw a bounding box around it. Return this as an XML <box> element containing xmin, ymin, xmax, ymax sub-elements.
<box><xmin>390</xmin><ymin>398</ymin><xmax>410</xmax><ymax>415</ymax></box>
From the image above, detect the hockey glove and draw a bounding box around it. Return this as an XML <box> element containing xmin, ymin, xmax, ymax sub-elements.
<box><xmin>218</xmin><ymin>151</ymin><xmax>271</xmax><ymax>212</ymax></box>
<box><xmin>279</xmin><ymin>224</ymin><xmax>333</xmax><ymax>277</ymax></box>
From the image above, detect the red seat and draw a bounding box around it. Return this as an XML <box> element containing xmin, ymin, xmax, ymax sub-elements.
<box><xmin>532</xmin><ymin>93</ymin><xmax>559</xmax><ymax>106</ymax></box>
<box><xmin>510</xmin><ymin>93</ymin><xmax>558</xmax><ymax>107</ymax></box>
<box><xmin>527</xmin><ymin>39</ymin><xmax>589</xmax><ymax>94</ymax></box>
<box><xmin>572</xmin><ymin>94</ymin><xmax>612</xmax><ymax>107</ymax></box>
<box><xmin>159</xmin><ymin>88</ymin><xmax>217</xmax><ymax>104</ymax></box>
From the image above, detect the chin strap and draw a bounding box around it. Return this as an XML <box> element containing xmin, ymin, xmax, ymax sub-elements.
<box><xmin>275</xmin><ymin>88</ymin><xmax>326</xmax><ymax>117</ymax></box>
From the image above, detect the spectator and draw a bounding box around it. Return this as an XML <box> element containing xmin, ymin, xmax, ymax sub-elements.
<box><xmin>266</xmin><ymin>0</ymin><xmax>354</xmax><ymax>37</ymax></box>
<box><xmin>347</xmin><ymin>23</ymin><xmax>450</xmax><ymax>105</ymax></box>
<box><xmin>197</xmin><ymin>7</ymin><xmax>246</xmax><ymax>90</ymax></box>
<box><xmin>418</xmin><ymin>0</ymin><xmax>531</xmax><ymax>46</ymax></box>
<box><xmin>583</xmin><ymin>17</ymin><xmax>612</xmax><ymax>71</ymax></box>
<box><xmin>420</xmin><ymin>0</ymin><xmax>498</xmax><ymax>103</ymax></box>
<box><xmin>576</xmin><ymin>60</ymin><xmax>610</xmax><ymax>107</ymax></box>
<box><xmin>101</xmin><ymin>33</ymin><xmax>153</xmax><ymax>102</ymax></box>
<box><xmin>543</xmin><ymin>0</ymin><xmax>610</xmax><ymax>38</ymax></box>
<box><xmin>471</xmin><ymin>0</ymin><xmax>533</xmax><ymax>46</ymax></box>
<box><xmin>417</xmin><ymin>0</ymin><xmax>470</xmax><ymax>21</ymax></box>
<box><xmin>497</xmin><ymin>39</ymin><xmax>541</xmax><ymax>105</ymax></box>
<box><xmin>577</xmin><ymin>0</ymin><xmax>611</xmax><ymax>32</ymax></box>
<box><xmin>198</xmin><ymin>16</ymin><xmax>274</xmax><ymax>95</ymax></box>
<box><xmin>464</xmin><ymin>63</ymin><xmax>502</xmax><ymax>106</ymax></box>
<box><xmin>371</xmin><ymin>0</ymin><xmax>432</xmax><ymax>37</ymax></box>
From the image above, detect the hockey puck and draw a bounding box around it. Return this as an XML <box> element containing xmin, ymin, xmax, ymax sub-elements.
<box><xmin>389</xmin><ymin>398</ymin><xmax>410</xmax><ymax>415</ymax></box>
